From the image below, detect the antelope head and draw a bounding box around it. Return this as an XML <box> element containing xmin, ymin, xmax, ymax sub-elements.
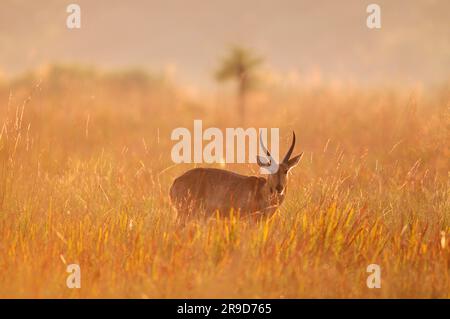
<box><xmin>256</xmin><ymin>131</ymin><xmax>303</xmax><ymax>196</ymax></box>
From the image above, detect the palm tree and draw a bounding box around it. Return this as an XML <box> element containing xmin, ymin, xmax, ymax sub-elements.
<box><xmin>215</xmin><ymin>46</ymin><xmax>263</xmax><ymax>124</ymax></box>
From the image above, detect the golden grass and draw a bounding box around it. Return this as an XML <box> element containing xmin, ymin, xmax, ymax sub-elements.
<box><xmin>0</xmin><ymin>66</ymin><xmax>448</xmax><ymax>298</ymax></box>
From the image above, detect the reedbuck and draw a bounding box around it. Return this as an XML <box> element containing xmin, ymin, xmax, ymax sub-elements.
<box><xmin>170</xmin><ymin>132</ymin><xmax>303</xmax><ymax>220</ymax></box>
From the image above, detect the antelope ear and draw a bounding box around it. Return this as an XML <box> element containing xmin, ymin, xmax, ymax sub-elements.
<box><xmin>287</xmin><ymin>153</ymin><xmax>303</xmax><ymax>170</ymax></box>
<box><xmin>256</xmin><ymin>155</ymin><xmax>271</xmax><ymax>167</ymax></box>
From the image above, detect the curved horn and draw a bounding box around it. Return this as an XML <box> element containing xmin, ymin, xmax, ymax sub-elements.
<box><xmin>282</xmin><ymin>131</ymin><xmax>296</xmax><ymax>163</ymax></box>
<box><xmin>259</xmin><ymin>133</ymin><xmax>274</xmax><ymax>164</ymax></box>
<box><xmin>257</xmin><ymin>156</ymin><xmax>271</xmax><ymax>167</ymax></box>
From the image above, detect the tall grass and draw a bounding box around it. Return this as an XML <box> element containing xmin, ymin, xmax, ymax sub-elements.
<box><xmin>0</xmin><ymin>66</ymin><xmax>448</xmax><ymax>298</ymax></box>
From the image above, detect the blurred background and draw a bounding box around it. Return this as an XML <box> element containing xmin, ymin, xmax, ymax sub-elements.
<box><xmin>1</xmin><ymin>0</ymin><xmax>449</xmax><ymax>89</ymax></box>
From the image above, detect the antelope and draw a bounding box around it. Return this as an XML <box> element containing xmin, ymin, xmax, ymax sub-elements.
<box><xmin>169</xmin><ymin>132</ymin><xmax>303</xmax><ymax>220</ymax></box>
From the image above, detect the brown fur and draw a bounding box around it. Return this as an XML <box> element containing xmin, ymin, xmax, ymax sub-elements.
<box><xmin>170</xmin><ymin>133</ymin><xmax>302</xmax><ymax>220</ymax></box>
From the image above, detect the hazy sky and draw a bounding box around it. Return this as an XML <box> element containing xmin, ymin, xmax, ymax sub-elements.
<box><xmin>0</xmin><ymin>0</ymin><xmax>449</xmax><ymax>87</ymax></box>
